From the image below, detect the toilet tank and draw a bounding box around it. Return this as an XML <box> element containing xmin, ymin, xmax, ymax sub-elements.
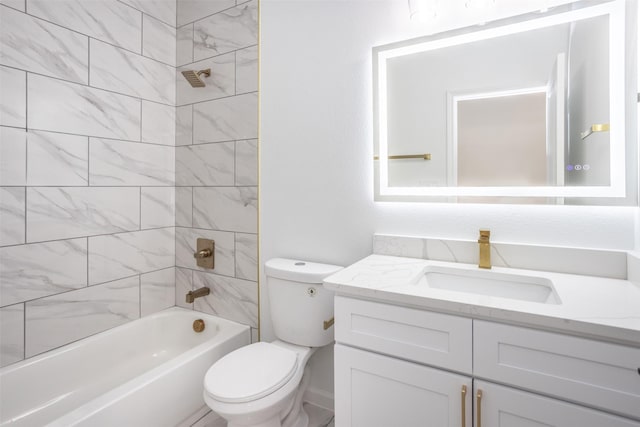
<box><xmin>265</xmin><ymin>258</ymin><xmax>342</xmax><ymax>347</ymax></box>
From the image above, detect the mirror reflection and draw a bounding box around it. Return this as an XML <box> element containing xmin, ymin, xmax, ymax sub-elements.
<box><xmin>375</xmin><ymin>1</ymin><xmax>628</xmax><ymax>200</ymax></box>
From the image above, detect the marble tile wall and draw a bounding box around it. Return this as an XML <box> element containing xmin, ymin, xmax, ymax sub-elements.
<box><xmin>0</xmin><ymin>1</ymin><xmax>177</xmax><ymax>367</ymax></box>
<box><xmin>175</xmin><ymin>0</ymin><xmax>259</xmax><ymax>341</ymax></box>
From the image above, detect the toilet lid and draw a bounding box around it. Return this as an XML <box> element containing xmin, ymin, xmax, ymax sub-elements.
<box><xmin>205</xmin><ymin>342</ymin><xmax>298</xmax><ymax>403</ymax></box>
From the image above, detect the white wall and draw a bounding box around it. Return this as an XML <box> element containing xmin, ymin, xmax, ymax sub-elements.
<box><xmin>260</xmin><ymin>0</ymin><xmax>640</xmax><ymax>406</ymax></box>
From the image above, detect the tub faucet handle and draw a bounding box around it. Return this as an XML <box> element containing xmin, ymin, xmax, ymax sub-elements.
<box><xmin>194</xmin><ymin>248</ymin><xmax>212</xmax><ymax>259</ymax></box>
<box><xmin>193</xmin><ymin>238</ymin><xmax>214</xmax><ymax>269</ymax></box>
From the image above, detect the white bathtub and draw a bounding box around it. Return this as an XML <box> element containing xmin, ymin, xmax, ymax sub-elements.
<box><xmin>0</xmin><ymin>307</ymin><xmax>250</xmax><ymax>427</ymax></box>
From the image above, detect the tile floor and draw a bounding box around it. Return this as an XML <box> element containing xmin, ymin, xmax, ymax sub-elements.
<box><xmin>191</xmin><ymin>403</ymin><xmax>334</xmax><ymax>427</ymax></box>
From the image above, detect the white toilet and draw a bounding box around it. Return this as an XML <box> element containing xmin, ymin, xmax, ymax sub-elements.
<box><xmin>203</xmin><ymin>258</ymin><xmax>342</xmax><ymax>427</ymax></box>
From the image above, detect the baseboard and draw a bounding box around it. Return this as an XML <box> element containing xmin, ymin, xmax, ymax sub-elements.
<box><xmin>303</xmin><ymin>387</ymin><xmax>334</xmax><ymax>411</ymax></box>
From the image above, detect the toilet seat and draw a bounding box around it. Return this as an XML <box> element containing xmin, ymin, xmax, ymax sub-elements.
<box><xmin>204</xmin><ymin>342</ymin><xmax>298</xmax><ymax>404</ymax></box>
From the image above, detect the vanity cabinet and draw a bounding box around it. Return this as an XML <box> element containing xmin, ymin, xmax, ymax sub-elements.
<box><xmin>334</xmin><ymin>296</ymin><xmax>640</xmax><ymax>427</ymax></box>
<box><xmin>474</xmin><ymin>381</ymin><xmax>639</xmax><ymax>427</ymax></box>
<box><xmin>335</xmin><ymin>344</ymin><xmax>472</xmax><ymax>427</ymax></box>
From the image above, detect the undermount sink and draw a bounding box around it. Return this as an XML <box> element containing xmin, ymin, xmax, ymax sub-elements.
<box><xmin>417</xmin><ymin>265</ymin><xmax>561</xmax><ymax>304</ymax></box>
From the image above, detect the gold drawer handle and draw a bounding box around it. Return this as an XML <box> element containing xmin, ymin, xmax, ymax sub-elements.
<box><xmin>476</xmin><ymin>389</ymin><xmax>483</xmax><ymax>427</ymax></box>
<box><xmin>461</xmin><ymin>385</ymin><xmax>467</xmax><ymax>427</ymax></box>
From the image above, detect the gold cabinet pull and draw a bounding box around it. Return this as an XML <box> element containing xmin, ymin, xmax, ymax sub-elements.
<box><xmin>476</xmin><ymin>389</ymin><xmax>483</xmax><ymax>427</ymax></box>
<box><xmin>461</xmin><ymin>385</ymin><xmax>467</xmax><ymax>427</ymax></box>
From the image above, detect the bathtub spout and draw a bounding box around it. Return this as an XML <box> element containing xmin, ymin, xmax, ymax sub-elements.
<box><xmin>186</xmin><ymin>287</ymin><xmax>210</xmax><ymax>303</ymax></box>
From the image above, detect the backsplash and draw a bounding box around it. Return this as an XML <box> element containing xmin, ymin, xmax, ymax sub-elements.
<box><xmin>173</xmin><ymin>0</ymin><xmax>259</xmax><ymax>341</ymax></box>
<box><xmin>0</xmin><ymin>0</ymin><xmax>176</xmax><ymax>367</ymax></box>
<box><xmin>373</xmin><ymin>234</ymin><xmax>631</xmax><ymax>280</ymax></box>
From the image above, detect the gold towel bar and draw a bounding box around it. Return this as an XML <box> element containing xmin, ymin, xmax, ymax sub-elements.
<box><xmin>374</xmin><ymin>153</ymin><xmax>431</xmax><ymax>160</ymax></box>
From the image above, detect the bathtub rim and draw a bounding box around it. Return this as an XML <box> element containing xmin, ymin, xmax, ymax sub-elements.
<box><xmin>0</xmin><ymin>307</ymin><xmax>251</xmax><ymax>427</ymax></box>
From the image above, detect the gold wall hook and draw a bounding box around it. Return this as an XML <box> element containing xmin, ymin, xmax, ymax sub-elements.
<box><xmin>580</xmin><ymin>123</ymin><xmax>610</xmax><ymax>139</ymax></box>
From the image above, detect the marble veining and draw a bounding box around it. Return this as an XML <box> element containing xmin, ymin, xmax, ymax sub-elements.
<box><xmin>177</xmin><ymin>0</ymin><xmax>235</xmax><ymax>27</ymax></box>
<box><xmin>0</xmin><ymin>126</ymin><xmax>27</xmax><ymax>186</ymax></box>
<box><xmin>177</xmin><ymin>24</ymin><xmax>194</xmax><ymax>66</ymax></box>
<box><xmin>28</xmin><ymin>74</ymin><xmax>141</xmax><ymax>141</ymax></box>
<box><xmin>90</xmin><ymin>39</ymin><xmax>175</xmax><ymax>105</ymax></box>
<box><xmin>193</xmin><ymin>92</ymin><xmax>258</xmax><ymax>143</ymax></box>
<box><xmin>0</xmin><ymin>303</ymin><xmax>24</xmax><ymax>368</ymax></box>
<box><xmin>143</xmin><ymin>14</ymin><xmax>176</xmax><ymax>66</ymax></box>
<box><xmin>120</xmin><ymin>0</ymin><xmax>176</xmax><ymax>27</ymax></box>
<box><xmin>235</xmin><ymin>233</ymin><xmax>257</xmax><ymax>281</ymax></box>
<box><xmin>193</xmin><ymin>0</ymin><xmax>257</xmax><ymax>61</ymax></box>
<box><xmin>141</xmin><ymin>187</ymin><xmax>175</xmax><ymax>229</ymax></box>
<box><xmin>0</xmin><ymin>5</ymin><xmax>88</xmax><ymax>84</ymax></box>
<box><xmin>176</xmin><ymin>143</ymin><xmax>234</xmax><ymax>186</ymax></box>
<box><xmin>0</xmin><ymin>239</ymin><xmax>87</xmax><ymax>307</ymax></box>
<box><xmin>0</xmin><ymin>65</ymin><xmax>26</xmax><ymax>127</ymax></box>
<box><xmin>28</xmin><ymin>130</ymin><xmax>89</xmax><ymax>186</ymax></box>
<box><xmin>88</xmin><ymin>227</ymin><xmax>175</xmax><ymax>286</ymax></box>
<box><xmin>236</xmin><ymin>45</ymin><xmax>258</xmax><ymax>94</ymax></box>
<box><xmin>27</xmin><ymin>0</ymin><xmax>142</xmax><ymax>53</ymax></box>
<box><xmin>176</xmin><ymin>52</ymin><xmax>235</xmax><ymax>106</ymax></box>
<box><xmin>175</xmin><ymin>267</ymin><xmax>193</xmax><ymax>309</ymax></box>
<box><xmin>0</xmin><ymin>0</ymin><xmax>24</xmax><ymax>12</ymax></box>
<box><xmin>26</xmin><ymin>187</ymin><xmax>140</xmax><ymax>242</ymax></box>
<box><xmin>175</xmin><ymin>227</ymin><xmax>235</xmax><ymax>277</ymax></box>
<box><xmin>0</xmin><ymin>187</ymin><xmax>25</xmax><ymax>246</ymax></box>
<box><xmin>176</xmin><ymin>105</ymin><xmax>193</xmax><ymax>146</ymax></box>
<box><xmin>175</xmin><ymin>187</ymin><xmax>193</xmax><ymax>227</ymax></box>
<box><xmin>192</xmin><ymin>271</ymin><xmax>258</xmax><ymax>328</ymax></box>
<box><xmin>235</xmin><ymin>139</ymin><xmax>258</xmax><ymax>185</ymax></box>
<box><xmin>25</xmin><ymin>275</ymin><xmax>140</xmax><ymax>357</ymax></box>
<box><xmin>89</xmin><ymin>138</ymin><xmax>175</xmax><ymax>186</ymax></box>
<box><xmin>373</xmin><ymin>234</ymin><xmax>628</xmax><ymax>279</ymax></box>
<box><xmin>141</xmin><ymin>267</ymin><xmax>176</xmax><ymax>317</ymax></box>
<box><xmin>142</xmin><ymin>101</ymin><xmax>176</xmax><ymax>146</ymax></box>
<box><xmin>193</xmin><ymin>186</ymin><xmax>257</xmax><ymax>233</ymax></box>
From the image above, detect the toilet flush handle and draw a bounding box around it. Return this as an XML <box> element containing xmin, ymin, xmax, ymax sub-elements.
<box><xmin>323</xmin><ymin>317</ymin><xmax>335</xmax><ymax>330</ymax></box>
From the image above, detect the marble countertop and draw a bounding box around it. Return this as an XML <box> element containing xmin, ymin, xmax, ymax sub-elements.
<box><xmin>324</xmin><ymin>254</ymin><xmax>640</xmax><ymax>347</ymax></box>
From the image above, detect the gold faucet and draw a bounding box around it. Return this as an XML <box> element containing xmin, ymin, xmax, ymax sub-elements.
<box><xmin>478</xmin><ymin>229</ymin><xmax>491</xmax><ymax>269</ymax></box>
<box><xmin>186</xmin><ymin>287</ymin><xmax>210</xmax><ymax>303</ymax></box>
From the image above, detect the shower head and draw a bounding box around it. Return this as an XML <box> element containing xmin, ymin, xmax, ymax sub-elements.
<box><xmin>181</xmin><ymin>68</ymin><xmax>211</xmax><ymax>87</ymax></box>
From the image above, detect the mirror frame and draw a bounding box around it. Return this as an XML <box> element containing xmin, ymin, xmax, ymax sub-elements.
<box><xmin>373</xmin><ymin>0</ymin><xmax>629</xmax><ymax>200</ymax></box>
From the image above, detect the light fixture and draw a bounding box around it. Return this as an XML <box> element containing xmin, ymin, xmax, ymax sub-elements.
<box><xmin>408</xmin><ymin>0</ymin><xmax>438</xmax><ymax>21</ymax></box>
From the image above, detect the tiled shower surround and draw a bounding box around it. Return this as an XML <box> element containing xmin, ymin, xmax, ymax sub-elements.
<box><xmin>0</xmin><ymin>0</ymin><xmax>258</xmax><ymax>368</ymax></box>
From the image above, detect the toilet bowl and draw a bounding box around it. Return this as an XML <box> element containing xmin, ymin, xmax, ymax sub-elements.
<box><xmin>204</xmin><ymin>341</ymin><xmax>315</xmax><ymax>427</ymax></box>
<box><xmin>203</xmin><ymin>258</ymin><xmax>342</xmax><ymax>427</ymax></box>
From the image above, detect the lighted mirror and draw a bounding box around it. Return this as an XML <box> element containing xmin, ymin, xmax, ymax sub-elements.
<box><xmin>373</xmin><ymin>0</ymin><xmax>637</xmax><ymax>203</ymax></box>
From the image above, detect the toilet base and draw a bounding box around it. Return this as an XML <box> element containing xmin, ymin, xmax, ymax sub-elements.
<box><xmin>226</xmin><ymin>407</ymin><xmax>308</xmax><ymax>427</ymax></box>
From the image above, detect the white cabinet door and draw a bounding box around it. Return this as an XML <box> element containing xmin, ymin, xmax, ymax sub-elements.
<box><xmin>474</xmin><ymin>320</ymin><xmax>640</xmax><ymax>420</ymax></box>
<box><xmin>474</xmin><ymin>381</ymin><xmax>640</xmax><ymax>427</ymax></box>
<box><xmin>335</xmin><ymin>344</ymin><xmax>472</xmax><ymax>427</ymax></box>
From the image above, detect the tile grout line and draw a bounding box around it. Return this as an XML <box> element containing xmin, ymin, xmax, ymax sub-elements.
<box><xmin>22</xmin><ymin>302</ymin><xmax>26</xmax><ymax>361</ymax></box>
<box><xmin>12</xmin><ymin>4</ymin><xmax>177</xmax><ymax>68</ymax></box>
<box><xmin>1</xmin><ymin>269</ymin><xmax>171</xmax><ymax>311</ymax></box>
<box><xmin>178</xmin><ymin>41</ymin><xmax>257</xmax><ymax>67</ymax></box>
<box><xmin>86</xmin><ymin>237</ymin><xmax>90</xmax><ymax>288</ymax></box>
<box><xmin>2</xmin><ymin>64</ymin><xmax>175</xmax><ymax>107</ymax></box>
